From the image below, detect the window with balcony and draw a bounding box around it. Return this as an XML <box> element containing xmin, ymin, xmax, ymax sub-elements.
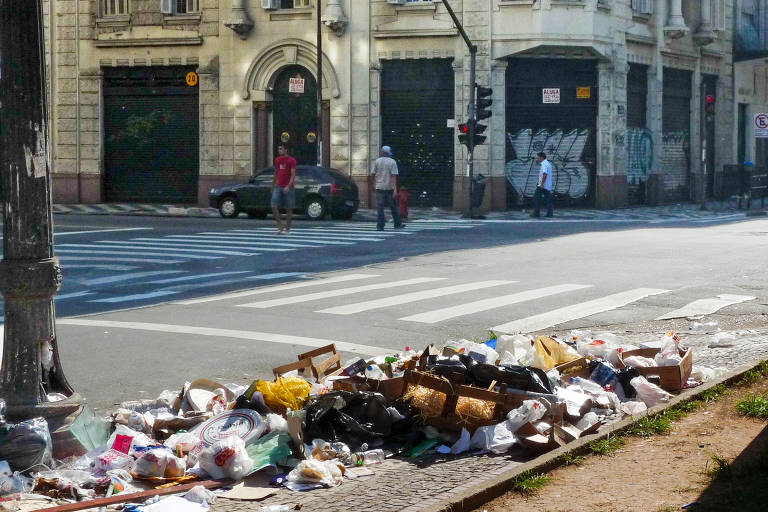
<box><xmin>631</xmin><ymin>0</ymin><xmax>653</xmax><ymax>16</ymax></box>
<box><xmin>175</xmin><ymin>0</ymin><xmax>200</xmax><ymax>14</ymax></box>
<box><xmin>102</xmin><ymin>0</ymin><xmax>130</xmax><ymax>16</ymax></box>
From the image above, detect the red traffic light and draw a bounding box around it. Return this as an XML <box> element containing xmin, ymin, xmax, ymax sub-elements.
<box><xmin>458</xmin><ymin>123</ymin><xmax>469</xmax><ymax>134</ymax></box>
<box><xmin>705</xmin><ymin>94</ymin><xmax>715</xmax><ymax>104</ymax></box>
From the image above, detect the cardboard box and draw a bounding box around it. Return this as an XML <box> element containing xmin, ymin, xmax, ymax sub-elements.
<box><xmin>618</xmin><ymin>347</ymin><xmax>693</xmax><ymax>391</ymax></box>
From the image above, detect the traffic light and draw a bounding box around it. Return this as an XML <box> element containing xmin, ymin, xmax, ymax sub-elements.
<box><xmin>457</xmin><ymin>120</ymin><xmax>487</xmax><ymax>149</ymax></box>
<box><xmin>704</xmin><ymin>94</ymin><xmax>715</xmax><ymax>123</ymax></box>
<box><xmin>475</xmin><ymin>85</ymin><xmax>493</xmax><ymax>121</ymax></box>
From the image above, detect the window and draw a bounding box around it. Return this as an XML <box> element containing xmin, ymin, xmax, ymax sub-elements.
<box><xmin>102</xmin><ymin>0</ymin><xmax>130</xmax><ymax>16</ymax></box>
<box><xmin>280</xmin><ymin>0</ymin><xmax>311</xmax><ymax>7</ymax></box>
<box><xmin>175</xmin><ymin>0</ymin><xmax>199</xmax><ymax>14</ymax></box>
<box><xmin>631</xmin><ymin>0</ymin><xmax>653</xmax><ymax>15</ymax></box>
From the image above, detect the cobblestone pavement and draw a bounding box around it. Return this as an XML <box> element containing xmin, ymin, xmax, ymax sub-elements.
<box><xmin>212</xmin><ymin>324</ymin><xmax>768</xmax><ymax>512</ymax></box>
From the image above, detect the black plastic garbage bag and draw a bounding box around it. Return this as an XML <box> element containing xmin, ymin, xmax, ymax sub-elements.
<box><xmin>304</xmin><ymin>392</ymin><xmax>395</xmax><ymax>449</ymax></box>
<box><xmin>468</xmin><ymin>364</ymin><xmax>553</xmax><ymax>394</ymax></box>
<box><xmin>0</xmin><ymin>417</ymin><xmax>53</xmax><ymax>472</ymax></box>
<box><xmin>617</xmin><ymin>367</ymin><xmax>641</xmax><ymax>399</ymax></box>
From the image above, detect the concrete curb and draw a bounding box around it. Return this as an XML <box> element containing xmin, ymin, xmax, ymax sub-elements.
<box><xmin>416</xmin><ymin>359</ymin><xmax>766</xmax><ymax>512</ymax></box>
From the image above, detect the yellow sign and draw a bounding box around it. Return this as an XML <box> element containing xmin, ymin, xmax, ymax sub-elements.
<box><xmin>576</xmin><ymin>86</ymin><xmax>591</xmax><ymax>99</ymax></box>
<box><xmin>186</xmin><ymin>72</ymin><xmax>199</xmax><ymax>87</ymax></box>
<box><xmin>281</xmin><ymin>132</ymin><xmax>291</xmax><ymax>143</ymax></box>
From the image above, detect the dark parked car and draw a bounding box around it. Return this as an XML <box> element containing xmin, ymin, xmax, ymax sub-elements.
<box><xmin>209</xmin><ymin>165</ymin><xmax>359</xmax><ymax>220</ymax></box>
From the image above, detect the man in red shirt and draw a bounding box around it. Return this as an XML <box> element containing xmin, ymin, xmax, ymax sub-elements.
<box><xmin>271</xmin><ymin>144</ymin><xmax>297</xmax><ymax>234</ymax></box>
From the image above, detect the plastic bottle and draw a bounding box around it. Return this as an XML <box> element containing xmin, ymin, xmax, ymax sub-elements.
<box><xmin>353</xmin><ymin>449</ymin><xmax>386</xmax><ymax>466</ymax></box>
<box><xmin>364</xmin><ymin>365</ymin><xmax>388</xmax><ymax>380</ymax></box>
<box><xmin>689</xmin><ymin>321</ymin><xmax>718</xmax><ymax>331</ymax></box>
<box><xmin>258</xmin><ymin>506</ymin><xmax>291</xmax><ymax>512</ymax></box>
<box><xmin>570</xmin><ymin>376</ymin><xmax>606</xmax><ymax>394</ymax></box>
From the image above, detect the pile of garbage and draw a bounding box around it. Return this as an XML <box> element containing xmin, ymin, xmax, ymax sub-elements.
<box><xmin>0</xmin><ymin>329</ymin><xmax>727</xmax><ymax>510</ymax></box>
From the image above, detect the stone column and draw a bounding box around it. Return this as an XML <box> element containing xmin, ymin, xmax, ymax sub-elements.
<box><xmin>694</xmin><ymin>0</ymin><xmax>715</xmax><ymax>46</ymax></box>
<box><xmin>489</xmin><ymin>60</ymin><xmax>508</xmax><ymax>211</ymax></box>
<box><xmin>665</xmin><ymin>0</ymin><xmax>689</xmax><ymax>39</ymax></box>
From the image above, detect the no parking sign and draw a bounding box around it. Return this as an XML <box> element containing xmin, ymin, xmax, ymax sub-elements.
<box><xmin>754</xmin><ymin>113</ymin><xmax>768</xmax><ymax>138</ymax></box>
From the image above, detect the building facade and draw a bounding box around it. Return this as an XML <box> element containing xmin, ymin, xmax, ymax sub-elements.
<box><xmin>45</xmin><ymin>0</ymin><xmax>735</xmax><ymax>210</ymax></box>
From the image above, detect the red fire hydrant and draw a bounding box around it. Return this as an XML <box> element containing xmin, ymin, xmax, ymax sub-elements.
<box><xmin>397</xmin><ymin>187</ymin><xmax>410</xmax><ymax>221</ymax></box>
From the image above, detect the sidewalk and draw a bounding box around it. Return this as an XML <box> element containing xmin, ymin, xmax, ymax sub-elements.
<box><xmin>51</xmin><ymin>200</ymin><xmax>768</xmax><ymax>222</ymax></box>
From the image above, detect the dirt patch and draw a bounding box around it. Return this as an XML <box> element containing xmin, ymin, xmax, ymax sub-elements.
<box><xmin>476</xmin><ymin>379</ymin><xmax>768</xmax><ymax>512</ymax></box>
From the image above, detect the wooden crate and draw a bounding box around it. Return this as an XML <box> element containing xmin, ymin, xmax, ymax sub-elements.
<box><xmin>402</xmin><ymin>370</ymin><xmax>529</xmax><ymax>433</ymax></box>
<box><xmin>618</xmin><ymin>347</ymin><xmax>693</xmax><ymax>391</ymax></box>
<box><xmin>332</xmin><ymin>375</ymin><xmax>406</xmax><ymax>402</ymax></box>
<box><xmin>272</xmin><ymin>344</ymin><xmax>343</xmax><ymax>383</ymax></box>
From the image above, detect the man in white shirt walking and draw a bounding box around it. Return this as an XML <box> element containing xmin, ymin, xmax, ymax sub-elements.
<box><xmin>531</xmin><ymin>151</ymin><xmax>554</xmax><ymax>218</ymax></box>
<box><xmin>370</xmin><ymin>145</ymin><xmax>405</xmax><ymax>231</ymax></box>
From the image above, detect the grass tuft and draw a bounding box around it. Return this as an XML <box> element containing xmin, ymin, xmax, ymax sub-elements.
<box><xmin>510</xmin><ymin>470</ymin><xmax>551</xmax><ymax>495</ymax></box>
<box><xmin>588</xmin><ymin>434</ymin><xmax>624</xmax><ymax>455</ymax></box>
<box><xmin>737</xmin><ymin>361</ymin><xmax>768</xmax><ymax>386</ymax></box>
<box><xmin>705</xmin><ymin>453</ymin><xmax>733</xmax><ymax>480</ymax></box>
<box><xmin>559</xmin><ymin>452</ymin><xmax>586</xmax><ymax>466</ymax></box>
<box><xmin>736</xmin><ymin>393</ymin><xmax>768</xmax><ymax>419</ymax></box>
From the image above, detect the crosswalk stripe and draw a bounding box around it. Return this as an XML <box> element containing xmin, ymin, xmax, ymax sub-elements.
<box><xmin>82</xmin><ymin>240</ymin><xmax>284</xmax><ymax>256</ymax></box>
<box><xmin>192</xmin><ymin>233</ymin><xmax>356</xmax><ymax>245</ymax></box>
<box><xmin>55</xmin><ymin>249</ymin><xmax>222</xmax><ymax>260</ymax></box>
<box><xmin>316</xmin><ymin>280</ymin><xmax>515</xmax><ymax>315</ymax></box>
<box><xmin>201</xmin><ymin>231</ymin><xmax>384</xmax><ymax>243</ymax></box>
<box><xmin>400</xmin><ymin>283</ymin><xmax>594</xmax><ymax>324</ymax></box>
<box><xmin>89</xmin><ymin>290</ymin><xmax>180</xmax><ymax>303</ymax></box>
<box><xmin>132</xmin><ymin>237</ymin><xmax>318</xmax><ymax>249</ymax></box>
<box><xmin>59</xmin><ymin>243</ymin><xmax>266</xmax><ymax>256</ymax></box>
<box><xmin>61</xmin><ymin>264</ymin><xmax>138</xmax><ymax>271</ymax></box>
<box><xmin>57</xmin><ymin>256</ymin><xmax>186</xmax><ymax>264</ymax></box>
<box><xmin>55</xmin><ymin>319</ymin><xmax>383</xmax><ymax>356</ymax></box>
<box><xmin>491</xmin><ymin>288</ymin><xmax>670</xmax><ymax>334</ymax></box>
<box><xmin>55</xmin><ymin>291</ymin><xmax>96</xmax><ymax>300</ymax></box>
<box><xmin>148</xmin><ymin>271</ymin><xmax>251</xmax><ymax>284</ymax></box>
<box><xmin>82</xmin><ymin>270</ymin><xmax>187</xmax><ymax>286</ymax></box>
<box><xmin>176</xmin><ymin>273</ymin><xmax>378</xmax><ymax>305</ymax></box>
<box><xmin>244</xmin><ymin>228</ymin><xmax>409</xmax><ymax>236</ymax></box>
<box><xmin>237</xmin><ymin>277</ymin><xmax>446</xmax><ymax>309</ymax></box>
<box><xmin>55</xmin><ymin>227</ymin><xmax>153</xmax><ymax>236</ymax></box>
<box><xmin>655</xmin><ymin>294</ymin><xmax>756</xmax><ymax>320</ymax></box>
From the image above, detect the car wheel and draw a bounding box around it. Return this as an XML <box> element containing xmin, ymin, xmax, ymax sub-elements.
<box><xmin>247</xmin><ymin>210</ymin><xmax>267</xmax><ymax>219</ymax></box>
<box><xmin>218</xmin><ymin>196</ymin><xmax>240</xmax><ymax>218</ymax></box>
<box><xmin>304</xmin><ymin>197</ymin><xmax>327</xmax><ymax>220</ymax></box>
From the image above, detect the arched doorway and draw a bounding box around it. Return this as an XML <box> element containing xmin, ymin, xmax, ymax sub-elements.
<box><xmin>272</xmin><ymin>65</ymin><xmax>320</xmax><ymax>165</ymax></box>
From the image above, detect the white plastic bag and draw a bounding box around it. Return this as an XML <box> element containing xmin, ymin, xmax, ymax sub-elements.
<box><xmin>164</xmin><ymin>432</ymin><xmax>199</xmax><ymax>454</ymax></box>
<box><xmin>456</xmin><ymin>339</ymin><xmax>499</xmax><ymax>364</ymax></box>
<box><xmin>450</xmin><ymin>428</ymin><xmax>471</xmax><ymax>455</ymax></box>
<box><xmin>655</xmin><ymin>333</ymin><xmax>682</xmax><ymax>366</ymax></box>
<box><xmin>287</xmin><ymin>459</ymin><xmax>344</xmax><ymax>487</ymax></box>
<box><xmin>469</xmin><ymin>421</ymin><xmax>516</xmax><ymax>454</ymax></box>
<box><xmin>106</xmin><ymin>424</ymin><xmax>154</xmax><ymax>456</ymax></box>
<box><xmin>690</xmin><ymin>365</ymin><xmax>727</xmax><ymax>382</ymax></box>
<box><xmin>574</xmin><ymin>412</ymin><xmax>599</xmax><ymax>431</ymax></box>
<box><xmin>495</xmin><ymin>334</ymin><xmax>535</xmax><ymax>366</ymax></box>
<box><xmin>185</xmin><ymin>485</ymin><xmax>217</xmax><ymax>505</ymax></box>
<box><xmin>198</xmin><ymin>436</ymin><xmax>252</xmax><ymax>480</ymax></box>
<box><xmin>576</xmin><ymin>338</ymin><xmax>621</xmax><ymax>365</ymax></box>
<box><xmin>630</xmin><ymin>376</ymin><xmax>672</xmax><ymax>407</ymax></box>
<box><xmin>266</xmin><ymin>414</ymin><xmax>289</xmax><ymax>433</ymax></box>
<box><xmin>623</xmin><ymin>355</ymin><xmax>656</xmax><ymax>368</ymax></box>
<box><xmin>505</xmin><ymin>400</ymin><xmax>547</xmax><ymax>433</ymax></box>
<box><xmin>133</xmin><ymin>448</ymin><xmax>171</xmax><ymax>478</ymax></box>
<box><xmin>620</xmin><ymin>401</ymin><xmax>648</xmax><ymax>416</ymax></box>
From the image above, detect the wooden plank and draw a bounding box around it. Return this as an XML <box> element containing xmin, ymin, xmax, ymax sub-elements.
<box><xmin>31</xmin><ymin>479</ymin><xmax>233</xmax><ymax>512</ymax></box>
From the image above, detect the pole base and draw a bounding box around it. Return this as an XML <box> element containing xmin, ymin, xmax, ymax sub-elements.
<box><xmin>5</xmin><ymin>393</ymin><xmax>90</xmax><ymax>459</ymax></box>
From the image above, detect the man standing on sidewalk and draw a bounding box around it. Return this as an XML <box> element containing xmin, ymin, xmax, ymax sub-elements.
<box><xmin>370</xmin><ymin>145</ymin><xmax>404</xmax><ymax>231</ymax></box>
<box><xmin>271</xmin><ymin>144</ymin><xmax>297</xmax><ymax>234</ymax></box>
<box><xmin>531</xmin><ymin>151</ymin><xmax>554</xmax><ymax>218</ymax></box>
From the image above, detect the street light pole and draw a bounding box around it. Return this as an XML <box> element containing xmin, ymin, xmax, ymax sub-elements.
<box><xmin>441</xmin><ymin>0</ymin><xmax>477</xmax><ymax>219</ymax></box>
<box><xmin>317</xmin><ymin>0</ymin><xmax>324</xmax><ymax>167</ymax></box>
<box><xmin>0</xmin><ymin>0</ymin><xmax>85</xmax><ymax>457</ymax></box>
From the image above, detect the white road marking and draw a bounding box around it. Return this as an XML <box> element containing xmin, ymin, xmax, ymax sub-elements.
<box><xmin>238</xmin><ymin>277</ymin><xmax>446</xmax><ymax>309</ymax></box>
<box><xmin>655</xmin><ymin>294</ymin><xmax>757</xmax><ymax>320</ymax></box>
<box><xmin>176</xmin><ymin>273</ymin><xmax>378</xmax><ymax>305</ymax></box>
<box><xmin>190</xmin><ymin>234</ymin><xmax>355</xmax><ymax>246</ymax></box>
<box><xmin>492</xmin><ymin>288</ymin><xmax>671</xmax><ymax>334</ymax></box>
<box><xmin>54</xmin><ymin>228</ymin><xmax>153</xmax><ymax>236</ymax></box>
<box><xmin>245</xmin><ymin>228</ymin><xmax>408</xmax><ymax>236</ymax></box>
<box><xmin>89</xmin><ymin>290</ymin><xmax>180</xmax><ymax>303</ymax></box>
<box><xmin>57</xmin><ymin>256</ymin><xmax>186</xmax><ymax>264</ymax></box>
<box><xmin>60</xmin><ymin>242</ymin><xmax>273</xmax><ymax>255</ymax></box>
<box><xmin>400</xmin><ymin>284</ymin><xmax>594</xmax><ymax>324</ymax></box>
<box><xmin>148</xmin><ymin>271</ymin><xmax>251</xmax><ymax>284</ymax></box>
<box><xmin>131</xmin><ymin>237</ymin><xmax>318</xmax><ymax>249</ymax></box>
<box><xmin>82</xmin><ymin>270</ymin><xmax>187</xmax><ymax>286</ymax></box>
<box><xmin>198</xmin><ymin>231</ymin><xmax>384</xmax><ymax>243</ymax></box>
<box><xmin>55</xmin><ymin>319</ymin><xmax>383</xmax><ymax>356</ymax></box>
<box><xmin>55</xmin><ymin>249</ymin><xmax>221</xmax><ymax>260</ymax></box>
<box><xmin>317</xmin><ymin>280</ymin><xmax>515</xmax><ymax>315</ymax></box>
<box><xmin>61</xmin><ymin>264</ymin><xmax>137</xmax><ymax>271</ymax></box>
<box><xmin>55</xmin><ymin>291</ymin><xmax>96</xmax><ymax>300</ymax></box>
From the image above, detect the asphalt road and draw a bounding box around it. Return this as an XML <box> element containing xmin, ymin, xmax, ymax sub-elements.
<box><xmin>2</xmin><ymin>213</ymin><xmax>767</xmax><ymax>411</ymax></box>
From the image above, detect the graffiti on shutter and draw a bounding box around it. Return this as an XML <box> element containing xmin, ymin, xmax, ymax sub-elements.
<box><xmin>505</xmin><ymin>128</ymin><xmax>590</xmax><ymax>199</ymax></box>
<box><xmin>627</xmin><ymin>128</ymin><xmax>653</xmax><ymax>185</ymax></box>
<box><xmin>661</xmin><ymin>131</ymin><xmax>690</xmax><ymax>193</ymax></box>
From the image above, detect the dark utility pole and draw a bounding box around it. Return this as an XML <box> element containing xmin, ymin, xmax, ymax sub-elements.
<box><xmin>441</xmin><ymin>0</ymin><xmax>476</xmax><ymax>218</ymax></box>
<box><xmin>317</xmin><ymin>0</ymin><xmax>324</xmax><ymax>167</ymax></box>
<box><xmin>0</xmin><ymin>0</ymin><xmax>85</xmax><ymax>456</ymax></box>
